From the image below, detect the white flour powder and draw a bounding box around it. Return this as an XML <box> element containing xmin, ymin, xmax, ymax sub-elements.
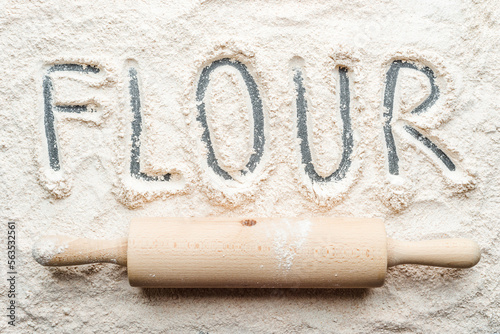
<box><xmin>0</xmin><ymin>0</ymin><xmax>499</xmax><ymax>333</ymax></box>
<box><xmin>31</xmin><ymin>236</ymin><xmax>69</xmax><ymax>266</ymax></box>
<box><xmin>271</xmin><ymin>219</ymin><xmax>312</xmax><ymax>270</ymax></box>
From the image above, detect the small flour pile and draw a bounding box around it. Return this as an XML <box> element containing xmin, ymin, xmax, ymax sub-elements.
<box><xmin>31</xmin><ymin>236</ymin><xmax>70</xmax><ymax>266</ymax></box>
<box><xmin>0</xmin><ymin>0</ymin><xmax>499</xmax><ymax>333</ymax></box>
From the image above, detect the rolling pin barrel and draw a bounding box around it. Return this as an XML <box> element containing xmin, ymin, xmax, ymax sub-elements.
<box><xmin>127</xmin><ymin>217</ymin><xmax>388</xmax><ymax>288</ymax></box>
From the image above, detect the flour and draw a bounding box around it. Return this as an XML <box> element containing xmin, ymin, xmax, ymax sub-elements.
<box><xmin>272</xmin><ymin>219</ymin><xmax>312</xmax><ymax>270</ymax></box>
<box><xmin>32</xmin><ymin>236</ymin><xmax>69</xmax><ymax>266</ymax></box>
<box><xmin>0</xmin><ymin>0</ymin><xmax>499</xmax><ymax>333</ymax></box>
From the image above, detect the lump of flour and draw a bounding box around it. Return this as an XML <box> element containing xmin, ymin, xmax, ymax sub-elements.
<box><xmin>32</xmin><ymin>236</ymin><xmax>70</xmax><ymax>265</ymax></box>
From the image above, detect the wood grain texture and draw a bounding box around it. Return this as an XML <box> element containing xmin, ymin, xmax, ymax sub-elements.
<box><xmin>33</xmin><ymin>235</ymin><xmax>127</xmax><ymax>266</ymax></box>
<box><xmin>386</xmin><ymin>238</ymin><xmax>480</xmax><ymax>268</ymax></box>
<box><xmin>127</xmin><ymin>217</ymin><xmax>388</xmax><ymax>288</ymax></box>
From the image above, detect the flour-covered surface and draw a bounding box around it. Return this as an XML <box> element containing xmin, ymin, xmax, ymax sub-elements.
<box><xmin>1</xmin><ymin>0</ymin><xmax>499</xmax><ymax>332</ymax></box>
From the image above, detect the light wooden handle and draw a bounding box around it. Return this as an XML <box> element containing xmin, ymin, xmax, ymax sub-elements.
<box><xmin>386</xmin><ymin>238</ymin><xmax>480</xmax><ymax>268</ymax></box>
<box><xmin>32</xmin><ymin>235</ymin><xmax>127</xmax><ymax>266</ymax></box>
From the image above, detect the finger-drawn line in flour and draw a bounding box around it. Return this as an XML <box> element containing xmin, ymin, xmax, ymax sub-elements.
<box><xmin>383</xmin><ymin>60</ymin><xmax>455</xmax><ymax>174</ymax></box>
<box><xmin>293</xmin><ymin>66</ymin><xmax>353</xmax><ymax>182</ymax></box>
<box><xmin>403</xmin><ymin>126</ymin><xmax>455</xmax><ymax>170</ymax></box>
<box><xmin>128</xmin><ymin>67</ymin><xmax>170</xmax><ymax>181</ymax></box>
<box><xmin>43</xmin><ymin>64</ymin><xmax>100</xmax><ymax>171</ymax></box>
<box><xmin>196</xmin><ymin>58</ymin><xmax>265</xmax><ymax>180</ymax></box>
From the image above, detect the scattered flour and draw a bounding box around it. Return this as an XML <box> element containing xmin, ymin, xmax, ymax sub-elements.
<box><xmin>0</xmin><ymin>0</ymin><xmax>499</xmax><ymax>333</ymax></box>
<box><xmin>32</xmin><ymin>236</ymin><xmax>69</xmax><ymax>266</ymax></box>
<box><xmin>272</xmin><ymin>219</ymin><xmax>312</xmax><ymax>270</ymax></box>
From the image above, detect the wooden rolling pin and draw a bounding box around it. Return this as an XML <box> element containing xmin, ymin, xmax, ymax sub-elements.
<box><xmin>32</xmin><ymin>217</ymin><xmax>481</xmax><ymax>288</ymax></box>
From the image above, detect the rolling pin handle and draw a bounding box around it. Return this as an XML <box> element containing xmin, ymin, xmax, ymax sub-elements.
<box><xmin>386</xmin><ymin>238</ymin><xmax>481</xmax><ymax>268</ymax></box>
<box><xmin>32</xmin><ymin>235</ymin><xmax>128</xmax><ymax>267</ymax></box>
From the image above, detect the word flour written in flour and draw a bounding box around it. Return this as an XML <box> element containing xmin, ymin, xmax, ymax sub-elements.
<box><xmin>39</xmin><ymin>55</ymin><xmax>465</xmax><ymax>205</ymax></box>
